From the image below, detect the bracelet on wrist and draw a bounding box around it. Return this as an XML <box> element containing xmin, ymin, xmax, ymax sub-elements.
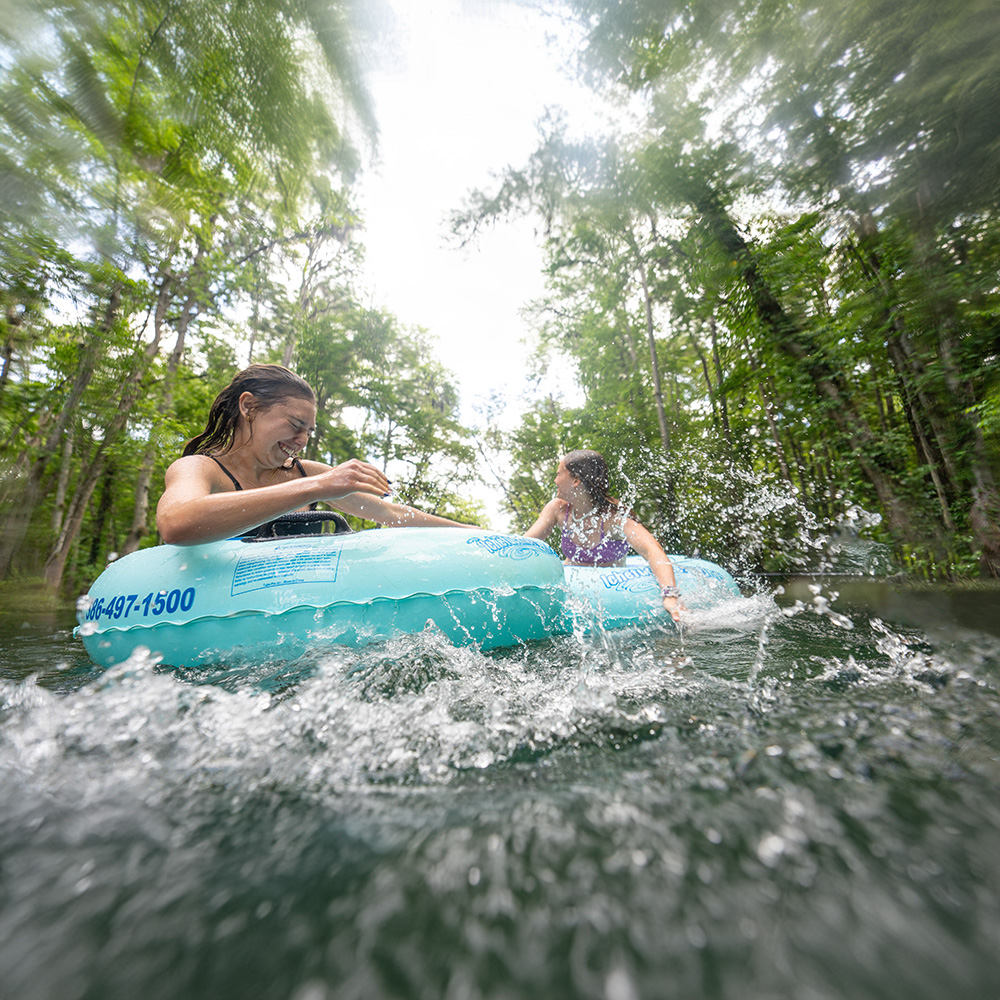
<box><xmin>661</xmin><ymin>586</ymin><xmax>681</xmax><ymax>599</ymax></box>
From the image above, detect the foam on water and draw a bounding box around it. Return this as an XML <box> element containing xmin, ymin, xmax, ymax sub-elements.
<box><xmin>2</xmin><ymin>573</ymin><xmax>999</xmax><ymax>999</ymax></box>
<box><xmin>3</xmin><ymin>584</ymin><xmax>993</xmax><ymax>800</ymax></box>
<box><xmin>3</xmin><ymin>452</ymin><xmax>983</xmax><ymax>1000</ymax></box>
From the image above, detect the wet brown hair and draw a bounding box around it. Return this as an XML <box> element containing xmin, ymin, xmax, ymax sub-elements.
<box><xmin>563</xmin><ymin>449</ymin><xmax>620</xmax><ymax>515</ymax></box>
<box><xmin>182</xmin><ymin>364</ymin><xmax>316</xmax><ymax>456</ymax></box>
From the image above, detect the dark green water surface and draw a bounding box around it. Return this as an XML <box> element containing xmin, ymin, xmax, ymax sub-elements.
<box><xmin>1</xmin><ymin>580</ymin><xmax>998</xmax><ymax>1000</ymax></box>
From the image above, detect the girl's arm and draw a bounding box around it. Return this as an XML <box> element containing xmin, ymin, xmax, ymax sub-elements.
<box><xmin>330</xmin><ymin>491</ymin><xmax>479</xmax><ymax>528</ymax></box>
<box><xmin>623</xmin><ymin>518</ymin><xmax>684</xmax><ymax>621</ymax></box>
<box><xmin>156</xmin><ymin>456</ymin><xmax>390</xmax><ymax>544</ymax></box>
<box><xmin>523</xmin><ymin>498</ymin><xmax>566</xmax><ymax>541</ymax></box>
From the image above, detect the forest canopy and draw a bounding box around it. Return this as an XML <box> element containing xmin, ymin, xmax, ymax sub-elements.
<box><xmin>1</xmin><ymin>0</ymin><xmax>998</xmax><ymax>595</ymax></box>
<box><xmin>457</xmin><ymin>0</ymin><xmax>1000</xmax><ymax>578</ymax></box>
<box><xmin>0</xmin><ymin>0</ymin><xmax>481</xmax><ymax>593</ymax></box>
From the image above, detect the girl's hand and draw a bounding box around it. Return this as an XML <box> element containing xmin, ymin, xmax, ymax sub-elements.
<box><xmin>662</xmin><ymin>592</ymin><xmax>685</xmax><ymax>622</ymax></box>
<box><xmin>314</xmin><ymin>459</ymin><xmax>390</xmax><ymax>501</ymax></box>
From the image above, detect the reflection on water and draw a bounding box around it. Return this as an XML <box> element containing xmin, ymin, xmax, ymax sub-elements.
<box><xmin>1</xmin><ymin>581</ymin><xmax>998</xmax><ymax>1000</ymax></box>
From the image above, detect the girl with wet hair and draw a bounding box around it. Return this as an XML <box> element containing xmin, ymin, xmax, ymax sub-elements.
<box><xmin>561</xmin><ymin>449</ymin><xmax>619</xmax><ymax>513</ymax></box>
<box><xmin>182</xmin><ymin>364</ymin><xmax>315</xmax><ymax>457</ymax></box>
<box><xmin>157</xmin><ymin>364</ymin><xmax>475</xmax><ymax>545</ymax></box>
<box><xmin>524</xmin><ymin>449</ymin><xmax>684</xmax><ymax>621</ymax></box>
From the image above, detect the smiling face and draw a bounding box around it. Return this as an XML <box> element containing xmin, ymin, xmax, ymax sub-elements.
<box><xmin>239</xmin><ymin>392</ymin><xmax>317</xmax><ymax>466</ymax></box>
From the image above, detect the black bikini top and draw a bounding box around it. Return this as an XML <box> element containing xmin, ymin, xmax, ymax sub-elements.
<box><xmin>209</xmin><ymin>456</ymin><xmax>321</xmax><ymax>539</ymax></box>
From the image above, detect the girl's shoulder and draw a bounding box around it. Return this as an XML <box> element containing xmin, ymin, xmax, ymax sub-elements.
<box><xmin>603</xmin><ymin>510</ymin><xmax>630</xmax><ymax>533</ymax></box>
<box><xmin>165</xmin><ymin>453</ymin><xmax>219</xmax><ymax>477</ymax></box>
<box><xmin>162</xmin><ymin>453</ymin><xmax>234</xmax><ymax>495</ymax></box>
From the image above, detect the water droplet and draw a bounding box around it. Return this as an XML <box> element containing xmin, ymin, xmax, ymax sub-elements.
<box><xmin>758</xmin><ymin>833</ymin><xmax>786</xmax><ymax>867</ymax></box>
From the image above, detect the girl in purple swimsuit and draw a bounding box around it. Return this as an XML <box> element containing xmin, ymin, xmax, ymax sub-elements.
<box><xmin>523</xmin><ymin>449</ymin><xmax>684</xmax><ymax>621</ymax></box>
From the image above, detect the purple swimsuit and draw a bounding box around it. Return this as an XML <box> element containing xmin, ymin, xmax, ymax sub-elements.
<box><xmin>560</xmin><ymin>509</ymin><xmax>629</xmax><ymax>565</ymax></box>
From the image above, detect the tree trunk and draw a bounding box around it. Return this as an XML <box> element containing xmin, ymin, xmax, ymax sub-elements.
<box><xmin>637</xmin><ymin>266</ymin><xmax>671</xmax><ymax>452</ymax></box>
<box><xmin>786</xmin><ymin>432</ymin><xmax>811</xmax><ymax>503</ymax></box>
<box><xmin>121</xmin><ymin>284</ymin><xmax>196</xmax><ymax>555</ymax></box>
<box><xmin>0</xmin><ymin>284</ymin><xmax>120</xmax><ymax>578</ymax></box>
<box><xmin>121</xmin><ymin>459</ymin><xmax>156</xmax><ymax>556</ymax></box>
<box><xmin>934</xmin><ymin>314</ymin><xmax>1000</xmax><ymax>576</ymax></box>
<box><xmin>759</xmin><ymin>383</ymin><xmax>792</xmax><ymax>484</ymax></box>
<box><xmin>696</xmin><ymin>193</ymin><xmax>921</xmax><ymax>541</ymax></box>
<box><xmin>864</xmin><ymin>209</ymin><xmax>1000</xmax><ymax>576</ymax></box>
<box><xmin>87</xmin><ymin>463</ymin><xmax>116</xmax><ymax>566</ymax></box>
<box><xmin>50</xmin><ymin>424</ymin><xmax>75</xmax><ymax>536</ymax></box>
<box><xmin>689</xmin><ymin>331</ymin><xmax>721</xmax><ymax>436</ymax></box>
<box><xmin>42</xmin><ymin>458</ymin><xmax>105</xmax><ymax>589</ymax></box>
<box><xmin>709</xmin><ymin>318</ymin><xmax>733</xmax><ymax>450</ymax></box>
<box><xmin>848</xmin><ymin>220</ymin><xmax>965</xmax><ymax>534</ymax></box>
<box><xmin>0</xmin><ymin>328</ymin><xmax>16</xmax><ymax>404</ymax></box>
<box><xmin>42</xmin><ymin>263</ymin><xmax>197</xmax><ymax>589</ymax></box>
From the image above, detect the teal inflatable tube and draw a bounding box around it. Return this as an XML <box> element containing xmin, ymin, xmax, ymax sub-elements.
<box><xmin>76</xmin><ymin>528</ymin><xmax>565</xmax><ymax>667</ymax></box>
<box><xmin>75</xmin><ymin>529</ymin><xmax>742</xmax><ymax>666</ymax></box>
<box><xmin>561</xmin><ymin>556</ymin><xmax>742</xmax><ymax>632</ymax></box>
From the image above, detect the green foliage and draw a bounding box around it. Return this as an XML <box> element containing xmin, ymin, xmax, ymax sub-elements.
<box><xmin>457</xmin><ymin>0</ymin><xmax>1000</xmax><ymax>578</ymax></box>
<box><xmin>0</xmin><ymin>0</ymin><xmax>486</xmax><ymax>591</ymax></box>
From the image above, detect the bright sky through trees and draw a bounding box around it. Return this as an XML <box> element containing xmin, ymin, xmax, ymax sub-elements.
<box><xmin>356</xmin><ymin>1</ymin><xmax>602</xmax><ymax>424</ymax></box>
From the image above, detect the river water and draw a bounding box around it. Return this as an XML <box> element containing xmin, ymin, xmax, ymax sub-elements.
<box><xmin>1</xmin><ymin>577</ymin><xmax>998</xmax><ymax>1000</ymax></box>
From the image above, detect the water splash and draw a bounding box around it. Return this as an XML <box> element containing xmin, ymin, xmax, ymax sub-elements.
<box><xmin>1</xmin><ymin>588</ymin><xmax>998</xmax><ymax>1000</ymax></box>
<box><xmin>614</xmin><ymin>446</ymin><xmax>894</xmax><ymax>584</ymax></box>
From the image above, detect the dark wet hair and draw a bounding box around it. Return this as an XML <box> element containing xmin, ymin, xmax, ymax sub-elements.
<box><xmin>183</xmin><ymin>364</ymin><xmax>316</xmax><ymax>456</ymax></box>
<box><xmin>563</xmin><ymin>449</ymin><xmax>620</xmax><ymax>514</ymax></box>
